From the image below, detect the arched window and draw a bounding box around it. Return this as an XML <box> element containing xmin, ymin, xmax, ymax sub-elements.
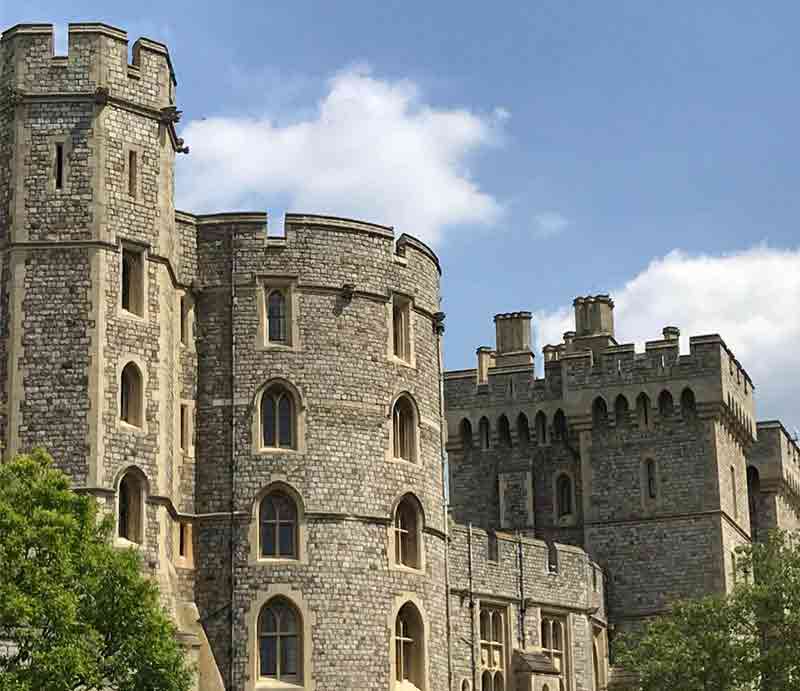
<box><xmin>261</xmin><ymin>385</ymin><xmax>295</xmax><ymax>449</ymax></box>
<box><xmin>615</xmin><ymin>395</ymin><xmax>629</xmax><ymax>428</ymax></box>
<box><xmin>393</xmin><ymin>395</ymin><xmax>417</xmax><ymax>462</ymax></box>
<box><xmin>258</xmin><ymin>598</ymin><xmax>301</xmax><ymax>683</ymax></box>
<box><xmin>461</xmin><ymin>680</ymin><xmax>471</xmax><ymax>691</ymax></box>
<box><xmin>480</xmin><ymin>607</ymin><xmax>506</xmax><ymax>691</ymax></box>
<box><xmin>659</xmin><ymin>390</ymin><xmax>674</xmax><ymax>417</ymax></box>
<box><xmin>748</xmin><ymin>466</ymin><xmax>761</xmax><ymax>542</ymax></box>
<box><xmin>535</xmin><ymin>411</ymin><xmax>547</xmax><ymax>445</ymax></box>
<box><xmin>681</xmin><ymin>388</ymin><xmax>697</xmax><ymax>420</ymax></box>
<box><xmin>553</xmin><ymin>410</ymin><xmax>567</xmax><ymax>441</ymax></box>
<box><xmin>644</xmin><ymin>459</ymin><xmax>657</xmax><ymax>501</ymax></box>
<box><xmin>556</xmin><ymin>474</ymin><xmax>573</xmax><ymax>518</ymax></box>
<box><xmin>394</xmin><ymin>496</ymin><xmax>422</xmax><ymax>569</ymax></box>
<box><xmin>479</xmin><ymin>417</ymin><xmax>490</xmax><ymax>450</ymax></box>
<box><xmin>592</xmin><ymin>397</ymin><xmax>608</xmax><ymax>429</ymax></box>
<box><xmin>267</xmin><ymin>289</ymin><xmax>287</xmax><ymax>343</ymax></box>
<box><xmin>120</xmin><ymin>362</ymin><xmax>143</xmax><ymax>427</ymax></box>
<box><xmin>636</xmin><ymin>393</ymin><xmax>651</xmax><ymax>430</ymax></box>
<box><xmin>517</xmin><ymin>413</ymin><xmax>530</xmax><ymax>448</ymax></box>
<box><xmin>118</xmin><ymin>471</ymin><xmax>144</xmax><ymax>543</ymax></box>
<box><xmin>259</xmin><ymin>491</ymin><xmax>298</xmax><ymax>558</ymax></box>
<box><xmin>395</xmin><ymin>602</ymin><xmax>425</xmax><ymax>689</ymax></box>
<box><xmin>460</xmin><ymin>418</ymin><xmax>473</xmax><ymax>451</ymax></box>
<box><xmin>497</xmin><ymin>415</ymin><xmax>511</xmax><ymax>447</ymax></box>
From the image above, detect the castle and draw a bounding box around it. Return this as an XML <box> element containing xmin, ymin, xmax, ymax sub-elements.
<box><xmin>0</xmin><ymin>21</ymin><xmax>797</xmax><ymax>691</ymax></box>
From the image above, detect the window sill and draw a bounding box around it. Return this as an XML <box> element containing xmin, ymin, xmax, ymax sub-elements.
<box><xmin>118</xmin><ymin>420</ymin><xmax>146</xmax><ymax>435</ymax></box>
<box><xmin>174</xmin><ymin>557</ymin><xmax>194</xmax><ymax>570</ymax></box>
<box><xmin>254</xmin><ymin>680</ymin><xmax>305</xmax><ymax>690</ymax></box>
<box><xmin>114</xmin><ymin>537</ymin><xmax>142</xmax><ymax>550</ymax></box>
<box><xmin>557</xmin><ymin>514</ymin><xmax>577</xmax><ymax>528</ymax></box>
<box><xmin>388</xmin><ymin>354</ymin><xmax>416</xmax><ymax>370</ymax></box>
<box><xmin>257</xmin><ymin>342</ymin><xmax>299</xmax><ymax>353</ymax></box>
<box><xmin>119</xmin><ymin>308</ymin><xmax>146</xmax><ymax>322</ymax></box>
<box><xmin>391</xmin><ymin>456</ymin><xmax>420</xmax><ymax>467</ymax></box>
<box><xmin>254</xmin><ymin>447</ymin><xmax>301</xmax><ymax>456</ymax></box>
<box><xmin>390</xmin><ymin>562</ymin><xmax>425</xmax><ymax>575</ymax></box>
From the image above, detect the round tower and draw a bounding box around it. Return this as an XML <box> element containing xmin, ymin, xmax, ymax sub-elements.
<box><xmin>191</xmin><ymin>212</ymin><xmax>448</xmax><ymax>691</ymax></box>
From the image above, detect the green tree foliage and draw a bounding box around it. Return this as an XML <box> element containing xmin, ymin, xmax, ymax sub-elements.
<box><xmin>616</xmin><ymin>530</ymin><xmax>800</xmax><ymax>691</ymax></box>
<box><xmin>0</xmin><ymin>449</ymin><xmax>193</xmax><ymax>691</ymax></box>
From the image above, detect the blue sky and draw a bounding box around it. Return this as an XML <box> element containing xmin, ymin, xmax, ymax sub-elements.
<box><xmin>4</xmin><ymin>1</ymin><xmax>799</xmax><ymax>430</ymax></box>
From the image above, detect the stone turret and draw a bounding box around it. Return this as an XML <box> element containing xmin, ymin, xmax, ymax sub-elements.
<box><xmin>493</xmin><ymin>311</ymin><xmax>534</xmax><ymax>367</ymax></box>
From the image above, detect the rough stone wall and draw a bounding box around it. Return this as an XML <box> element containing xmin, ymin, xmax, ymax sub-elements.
<box><xmin>448</xmin><ymin>526</ymin><xmax>605</xmax><ymax>691</ymax></box>
<box><xmin>194</xmin><ymin>214</ymin><xmax>448</xmax><ymax>691</ymax></box>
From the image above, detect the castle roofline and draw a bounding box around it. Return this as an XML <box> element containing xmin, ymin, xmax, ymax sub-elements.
<box><xmin>757</xmin><ymin>420</ymin><xmax>800</xmax><ymax>451</ymax></box>
<box><xmin>0</xmin><ymin>22</ymin><xmax>177</xmax><ymax>85</ymax></box>
<box><xmin>689</xmin><ymin>333</ymin><xmax>755</xmax><ymax>388</ymax></box>
<box><xmin>396</xmin><ymin>233</ymin><xmax>441</xmax><ymax>275</ymax></box>
<box><xmin>285</xmin><ymin>213</ymin><xmax>394</xmax><ymax>238</ymax></box>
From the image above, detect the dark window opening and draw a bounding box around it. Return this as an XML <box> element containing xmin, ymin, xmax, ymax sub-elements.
<box><xmin>55</xmin><ymin>143</ymin><xmax>64</xmax><ymax>190</ymax></box>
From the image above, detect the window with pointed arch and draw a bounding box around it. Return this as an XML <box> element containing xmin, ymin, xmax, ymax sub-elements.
<box><xmin>535</xmin><ymin>411</ymin><xmax>547</xmax><ymax>445</ymax></box>
<box><xmin>118</xmin><ymin>471</ymin><xmax>144</xmax><ymax>544</ymax></box>
<box><xmin>393</xmin><ymin>395</ymin><xmax>417</xmax><ymax>462</ymax></box>
<box><xmin>615</xmin><ymin>395</ymin><xmax>629</xmax><ymax>428</ymax></box>
<box><xmin>517</xmin><ymin>413</ymin><xmax>530</xmax><ymax>448</ymax></box>
<box><xmin>259</xmin><ymin>490</ymin><xmax>298</xmax><ymax>559</ymax></box>
<box><xmin>636</xmin><ymin>393</ymin><xmax>651</xmax><ymax>430</ymax></box>
<box><xmin>258</xmin><ymin>598</ymin><xmax>302</xmax><ymax>684</ymax></box>
<box><xmin>267</xmin><ymin>289</ymin><xmax>288</xmax><ymax>344</ymax></box>
<box><xmin>261</xmin><ymin>385</ymin><xmax>295</xmax><ymax>449</ymax></box>
<box><xmin>497</xmin><ymin>415</ymin><xmax>511</xmax><ymax>447</ymax></box>
<box><xmin>395</xmin><ymin>602</ymin><xmax>425</xmax><ymax>690</ymax></box>
<box><xmin>460</xmin><ymin>418</ymin><xmax>473</xmax><ymax>452</ymax></box>
<box><xmin>120</xmin><ymin>362</ymin><xmax>143</xmax><ymax>428</ymax></box>
<box><xmin>681</xmin><ymin>388</ymin><xmax>697</xmax><ymax>421</ymax></box>
<box><xmin>556</xmin><ymin>474</ymin><xmax>573</xmax><ymax>519</ymax></box>
<box><xmin>479</xmin><ymin>606</ymin><xmax>506</xmax><ymax>691</ymax></box>
<box><xmin>592</xmin><ymin>397</ymin><xmax>608</xmax><ymax>430</ymax></box>
<box><xmin>659</xmin><ymin>390</ymin><xmax>674</xmax><ymax>418</ymax></box>
<box><xmin>479</xmin><ymin>417</ymin><xmax>491</xmax><ymax>451</ymax></box>
<box><xmin>394</xmin><ymin>496</ymin><xmax>422</xmax><ymax>569</ymax></box>
<box><xmin>553</xmin><ymin>410</ymin><xmax>567</xmax><ymax>441</ymax></box>
<box><xmin>541</xmin><ymin>615</ymin><xmax>568</xmax><ymax>690</ymax></box>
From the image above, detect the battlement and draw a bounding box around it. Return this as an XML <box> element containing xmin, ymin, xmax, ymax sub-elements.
<box><xmin>0</xmin><ymin>22</ymin><xmax>175</xmax><ymax>109</ymax></box>
<box><xmin>180</xmin><ymin>209</ymin><xmax>441</xmax><ymax>275</ymax></box>
<box><xmin>448</xmin><ymin>524</ymin><xmax>605</xmax><ymax>615</ymax></box>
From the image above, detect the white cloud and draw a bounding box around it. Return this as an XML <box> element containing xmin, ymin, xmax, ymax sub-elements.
<box><xmin>534</xmin><ymin>211</ymin><xmax>569</xmax><ymax>238</ymax></box>
<box><xmin>535</xmin><ymin>246</ymin><xmax>800</xmax><ymax>429</ymax></box>
<box><xmin>176</xmin><ymin>66</ymin><xmax>503</xmax><ymax>245</ymax></box>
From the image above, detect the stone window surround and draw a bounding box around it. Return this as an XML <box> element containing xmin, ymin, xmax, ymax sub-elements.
<box><xmin>553</xmin><ymin>471</ymin><xmax>577</xmax><ymax>528</ymax></box>
<box><xmin>539</xmin><ymin>610</ymin><xmax>573</xmax><ymax>691</ymax></box>
<box><xmin>387</xmin><ymin>492</ymin><xmax>426</xmax><ymax>574</ymax></box>
<box><xmin>113</xmin><ymin>465</ymin><xmax>149</xmax><ymax>550</ymax></box>
<box><xmin>122</xmin><ymin>143</ymin><xmax>144</xmax><ymax>202</ymax></box>
<box><xmin>245</xmin><ymin>585</ymin><xmax>316</xmax><ymax>691</ymax></box>
<box><xmin>256</xmin><ymin>275</ymin><xmax>300</xmax><ymax>351</ymax></box>
<box><xmin>640</xmin><ymin>451</ymin><xmax>660</xmax><ymax>511</ymax></box>
<box><xmin>178</xmin><ymin>290</ymin><xmax>195</xmax><ymax>352</ymax></box>
<box><xmin>251</xmin><ymin>378</ymin><xmax>307</xmax><ymax>455</ymax></box>
<box><xmin>173</xmin><ymin>519</ymin><xmax>194</xmax><ymax>569</ymax></box>
<box><xmin>248</xmin><ymin>480</ymin><xmax>308</xmax><ymax>566</ymax></box>
<box><xmin>178</xmin><ymin>398</ymin><xmax>195</xmax><ymax>458</ymax></box>
<box><xmin>386</xmin><ymin>391</ymin><xmax>422</xmax><ymax>465</ymax></box>
<box><xmin>477</xmin><ymin>600</ymin><xmax>510</xmax><ymax>688</ymax></box>
<box><xmin>387</xmin><ymin>291</ymin><xmax>417</xmax><ymax>369</ymax></box>
<box><xmin>116</xmin><ymin>354</ymin><xmax>148</xmax><ymax>435</ymax></box>
<box><xmin>117</xmin><ymin>239</ymin><xmax>150</xmax><ymax>323</ymax></box>
<box><xmin>389</xmin><ymin>593</ymin><xmax>430</xmax><ymax>691</ymax></box>
<box><xmin>48</xmin><ymin>136</ymin><xmax>73</xmax><ymax>194</ymax></box>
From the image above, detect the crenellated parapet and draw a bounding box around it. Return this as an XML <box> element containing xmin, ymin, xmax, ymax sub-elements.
<box><xmin>1</xmin><ymin>23</ymin><xmax>176</xmax><ymax>110</ymax></box>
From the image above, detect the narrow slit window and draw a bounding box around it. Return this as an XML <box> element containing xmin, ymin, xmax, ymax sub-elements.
<box><xmin>180</xmin><ymin>404</ymin><xmax>188</xmax><ymax>452</ymax></box>
<box><xmin>121</xmin><ymin>249</ymin><xmax>144</xmax><ymax>316</ymax></box>
<box><xmin>55</xmin><ymin>143</ymin><xmax>64</xmax><ymax>190</ymax></box>
<box><xmin>392</xmin><ymin>296</ymin><xmax>411</xmax><ymax>362</ymax></box>
<box><xmin>128</xmin><ymin>150</ymin><xmax>137</xmax><ymax>198</ymax></box>
<box><xmin>179</xmin><ymin>522</ymin><xmax>187</xmax><ymax>557</ymax></box>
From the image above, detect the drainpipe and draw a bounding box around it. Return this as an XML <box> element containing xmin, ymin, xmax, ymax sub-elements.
<box><xmin>433</xmin><ymin>311</ymin><xmax>453</xmax><ymax>690</ymax></box>
<box><xmin>468</xmin><ymin>523</ymin><xmax>477</xmax><ymax>691</ymax></box>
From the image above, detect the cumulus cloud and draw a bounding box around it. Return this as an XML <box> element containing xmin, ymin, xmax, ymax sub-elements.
<box><xmin>176</xmin><ymin>66</ymin><xmax>503</xmax><ymax>245</ymax></box>
<box><xmin>534</xmin><ymin>211</ymin><xmax>569</xmax><ymax>238</ymax></box>
<box><xmin>535</xmin><ymin>246</ymin><xmax>800</xmax><ymax>429</ymax></box>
